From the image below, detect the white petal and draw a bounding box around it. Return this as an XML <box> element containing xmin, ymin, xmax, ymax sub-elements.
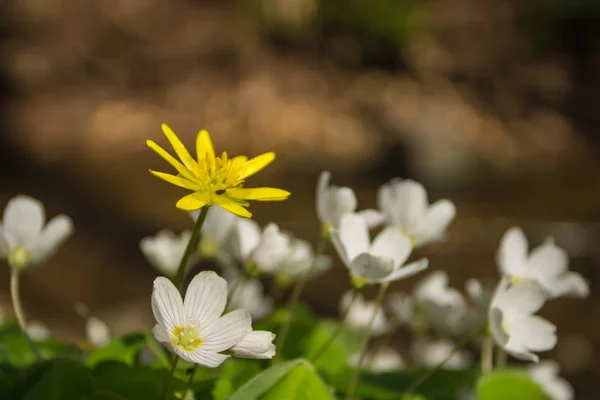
<box><xmin>31</xmin><ymin>214</ymin><xmax>73</xmax><ymax>263</ymax></box>
<box><xmin>497</xmin><ymin>227</ymin><xmax>528</xmax><ymax>277</ymax></box>
<box><xmin>507</xmin><ymin>315</ymin><xmax>556</xmax><ymax>358</ymax></box>
<box><xmin>370</xmin><ymin>228</ymin><xmax>412</xmax><ymax>267</ymax></box>
<box><xmin>152</xmin><ymin>324</ymin><xmax>170</xmax><ymax>344</ymax></box>
<box><xmin>349</xmin><ymin>253</ymin><xmax>395</xmax><ymax>282</ymax></box>
<box><xmin>498</xmin><ymin>280</ymin><xmax>548</xmax><ymax>317</ymax></box>
<box><xmin>412</xmin><ymin>199</ymin><xmax>456</xmax><ymax>247</ymax></box>
<box><xmin>526</xmin><ymin>238</ymin><xmax>568</xmax><ymax>291</ymax></box>
<box><xmin>86</xmin><ymin>317</ymin><xmax>111</xmax><ymax>347</ymax></box>
<box><xmin>202</xmin><ymin>206</ymin><xmax>238</xmax><ymax>247</ymax></box>
<box><xmin>26</xmin><ymin>321</ymin><xmax>50</xmax><ymax>341</ymax></box>
<box><xmin>200</xmin><ymin>309</ymin><xmax>252</xmax><ymax>353</ymax></box>
<box><xmin>233</xmin><ymin>219</ymin><xmax>261</xmax><ymax>262</ymax></box>
<box><xmin>549</xmin><ymin>272</ymin><xmax>589</xmax><ymax>299</ymax></box>
<box><xmin>315</xmin><ymin>171</ymin><xmax>331</xmax><ymax>225</ymax></box>
<box><xmin>184</xmin><ymin>271</ymin><xmax>228</xmax><ymax>327</ymax></box>
<box><xmin>382</xmin><ymin>258</ymin><xmax>429</xmax><ymax>282</ymax></box>
<box><xmin>330</xmin><ymin>227</ymin><xmax>350</xmax><ymax>266</ymax></box>
<box><xmin>251</xmin><ymin>223</ymin><xmax>291</xmax><ymax>273</ymax></box>
<box><xmin>151</xmin><ymin>277</ymin><xmax>184</xmax><ymax>334</ymax></box>
<box><xmin>174</xmin><ymin>346</ymin><xmax>230</xmax><ymax>367</ymax></box>
<box><xmin>378</xmin><ymin>179</ymin><xmax>428</xmax><ymax>231</ymax></box>
<box><xmin>2</xmin><ymin>195</ymin><xmax>46</xmax><ymax>249</ymax></box>
<box><xmin>230</xmin><ymin>331</ymin><xmax>276</xmax><ymax>359</ymax></box>
<box><xmin>387</xmin><ymin>292</ymin><xmax>414</xmax><ymax>324</ymax></box>
<box><xmin>337</xmin><ymin>214</ymin><xmax>370</xmax><ymax>262</ymax></box>
<box><xmin>489</xmin><ymin>307</ymin><xmax>509</xmax><ymax>348</ymax></box>
<box><xmin>357</xmin><ymin>209</ymin><xmax>386</xmax><ymax>229</ymax></box>
<box><xmin>0</xmin><ymin>224</ymin><xmax>7</xmax><ymax>257</ymax></box>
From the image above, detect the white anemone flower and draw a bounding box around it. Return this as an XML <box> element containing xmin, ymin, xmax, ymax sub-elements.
<box><xmin>349</xmin><ymin>347</ymin><xmax>404</xmax><ymax>372</ymax></box>
<box><xmin>376</xmin><ymin>178</ymin><xmax>456</xmax><ymax>247</ymax></box>
<box><xmin>411</xmin><ymin>337</ymin><xmax>472</xmax><ymax>370</ymax></box>
<box><xmin>228</xmin><ymin>278</ymin><xmax>274</xmax><ymax>321</ymax></box>
<box><xmin>26</xmin><ymin>320</ymin><xmax>50</xmax><ymax>341</ymax></box>
<box><xmin>230</xmin><ymin>220</ymin><xmax>291</xmax><ymax>275</ymax></box>
<box><xmin>414</xmin><ymin>270</ymin><xmax>465</xmax><ymax>307</ymax></box>
<box><xmin>274</xmin><ymin>237</ymin><xmax>331</xmax><ymax>287</ymax></box>
<box><xmin>140</xmin><ymin>230</ymin><xmax>191</xmax><ymax>277</ymax></box>
<box><xmin>529</xmin><ymin>360</ymin><xmax>574</xmax><ymax>400</ymax></box>
<box><xmin>316</xmin><ymin>171</ymin><xmax>384</xmax><ymax>230</ymax></box>
<box><xmin>191</xmin><ymin>207</ymin><xmax>238</xmax><ymax>259</ymax></box>
<box><xmin>331</xmin><ymin>213</ymin><xmax>428</xmax><ymax>288</ymax></box>
<box><xmin>387</xmin><ymin>292</ymin><xmax>414</xmax><ymax>327</ymax></box>
<box><xmin>489</xmin><ymin>278</ymin><xmax>557</xmax><ymax>362</ymax></box>
<box><xmin>151</xmin><ymin>271</ymin><xmax>252</xmax><ymax>367</ymax></box>
<box><xmin>86</xmin><ymin>316</ymin><xmax>111</xmax><ymax>347</ymax></box>
<box><xmin>341</xmin><ymin>291</ymin><xmax>389</xmax><ymax>337</ymax></box>
<box><xmin>230</xmin><ymin>331</ymin><xmax>276</xmax><ymax>359</ymax></box>
<box><xmin>0</xmin><ymin>195</ymin><xmax>73</xmax><ymax>269</ymax></box>
<box><xmin>497</xmin><ymin>227</ymin><xmax>589</xmax><ymax>299</ymax></box>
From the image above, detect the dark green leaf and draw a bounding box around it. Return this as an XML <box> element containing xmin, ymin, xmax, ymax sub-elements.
<box><xmin>86</xmin><ymin>333</ymin><xmax>146</xmax><ymax>368</ymax></box>
<box><xmin>23</xmin><ymin>359</ymin><xmax>94</xmax><ymax>400</ymax></box>
<box><xmin>82</xmin><ymin>391</ymin><xmax>128</xmax><ymax>400</ymax></box>
<box><xmin>229</xmin><ymin>358</ymin><xmax>306</xmax><ymax>400</ymax></box>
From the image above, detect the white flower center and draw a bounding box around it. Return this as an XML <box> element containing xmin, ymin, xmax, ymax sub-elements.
<box><xmin>8</xmin><ymin>247</ymin><xmax>32</xmax><ymax>270</ymax></box>
<box><xmin>171</xmin><ymin>324</ymin><xmax>202</xmax><ymax>352</ymax></box>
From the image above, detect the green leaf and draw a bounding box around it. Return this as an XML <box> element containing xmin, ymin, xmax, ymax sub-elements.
<box><xmin>82</xmin><ymin>391</ymin><xmax>128</xmax><ymax>400</ymax></box>
<box><xmin>0</xmin><ymin>322</ymin><xmax>79</xmax><ymax>367</ymax></box>
<box><xmin>212</xmin><ymin>359</ymin><xmax>262</xmax><ymax>400</ymax></box>
<box><xmin>229</xmin><ymin>359</ymin><xmax>306</xmax><ymax>400</ymax></box>
<box><xmin>476</xmin><ymin>369</ymin><xmax>550</xmax><ymax>400</ymax></box>
<box><xmin>23</xmin><ymin>359</ymin><xmax>94</xmax><ymax>400</ymax></box>
<box><xmin>86</xmin><ymin>333</ymin><xmax>146</xmax><ymax>368</ymax></box>
<box><xmin>262</xmin><ymin>363</ymin><xmax>334</xmax><ymax>400</ymax></box>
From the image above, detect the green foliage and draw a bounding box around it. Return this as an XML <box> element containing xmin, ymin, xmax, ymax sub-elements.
<box><xmin>85</xmin><ymin>333</ymin><xmax>146</xmax><ymax>367</ymax></box>
<box><xmin>23</xmin><ymin>359</ymin><xmax>94</xmax><ymax>400</ymax></box>
<box><xmin>476</xmin><ymin>369</ymin><xmax>550</xmax><ymax>400</ymax></box>
<box><xmin>212</xmin><ymin>359</ymin><xmax>262</xmax><ymax>400</ymax></box>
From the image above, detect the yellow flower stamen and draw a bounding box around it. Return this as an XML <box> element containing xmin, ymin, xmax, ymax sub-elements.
<box><xmin>171</xmin><ymin>325</ymin><xmax>203</xmax><ymax>352</ymax></box>
<box><xmin>511</xmin><ymin>276</ymin><xmax>521</xmax><ymax>286</ymax></box>
<box><xmin>148</xmin><ymin>124</ymin><xmax>290</xmax><ymax>217</ymax></box>
<box><xmin>8</xmin><ymin>247</ymin><xmax>31</xmax><ymax>270</ymax></box>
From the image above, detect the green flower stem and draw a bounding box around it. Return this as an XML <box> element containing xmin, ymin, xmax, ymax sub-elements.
<box><xmin>404</xmin><ymin>334</ymin><xmax>473</xmax><ymax>397</ymax></box>
<box><xmin>184</xmin><ymin>365</ymin><xmax>198</xmax><ymax>398</ymax></box>
<box><xmin>162</xmin><ymin>355</ymin><xmax>180</xmax><ymax>400</ymax></box>
<box><xmin>173</xmin><ymin>206</ymin><xmax>210</xmax><ymax>290</ymax></box>
<box><xmin>495</xmin><ymin>346</ymin><xmax>507</xmax><ymax>369</ymax></box>
<box><xmin>309</xmin><ymin>289</ymin><xmax>358</xmax><ymax>363</ymax></box>
<box><xmin>346</xmin><ymin>282</ymin><xmax>389</xmax><ymax>400</ymax></box>
<box><xmin>9</xmin><ymin>269</ymin><xmax>42</xmax><ymax>362</ymax></box>
<box><xmin>274</xmin><ymin>237</ymin><xmax>327</xmax><ymax>362</ymax></box>
<box><xmin>481</xmin><ymin>336</ymin><xmax>494</xmax><ymax>374</ymax></box>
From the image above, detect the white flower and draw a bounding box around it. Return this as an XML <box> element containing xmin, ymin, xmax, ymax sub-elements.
<box><xmin>497</xmin><ymin>227</ymin><xmax>589</xmax><ymax>299</ymax></box>
<box><xmin>377</xmin><ymin>179</ymin><xmax>456</xmax><ymax>247</ymax></box>
<box><xmin>465</xmin><ymin>278</ymin><xmax>493</xmax><ymax>315</ymax></box>
<box><xmin>0</xmin><ymin>195</ymin><xmax>73</xmax><ymax>269</ymax></box>
<box><xmin>230</xmin><ymin>331</ymin><xmax>276</xmax><ymax>359</ymax></box>
<box><xmin>230</xmin><ymin>220</ymin><xmax>291</xmax><ymax>275</ymax></box>
<box><xmin>274</xmin><ymin>237</ymin><xmax>331</xmax><ymax>286</ymax></box>
<box><xmin>228</xmin><ymin>278</ymin><xmax>274</xmax><ymax>321</ymax></box>
<box><xmin>316</xmin><ymin>171</ymin><xmax>383</xmax><ymax>230</ymax></box>
<box><xmin>414</xmin><ymin>270</ymin><xmax>465</xmax><ymax>307</ymax></box>
<box><xmin>151</xmin><ymin>271</ymin><xmax>252</xmax><ymax>367</ymax></box>
<box><xmin>341</xmin><ymin>291</ymin><xmax>389</xmax><ymax>337</ymax></box>
<box><xmin>331</xmin><ymin>213</ymin><xmax>428</xmax><ymax>288</ymax></box>
<box><xmin>529</xmin><ymin>360</ymin><xmax>574</xmax><ymax>400</ymax></box>
<box><xmin>411</xmin><ymin>337</ymin><xmax>472</xmax><ymax>370</ymax></box>
<box><xmin>192</xmin><ymin>207</ymin><xmax>238</xmax><ymax>259</ymax></box>
<box><xmin>140</xmin><ymin>230</ymin><xmax>191</xmax><ymax>277</ymax></box>
<box><xmin>489</xmin><ymin>278</ymin><xmax>557</xmax><ymax>362</ymax></box>
<box><xmin>387</xmin><ymin>292</ymin><xmax>414</xmax><ymax>326</ymax></box>
<box><xmin>86</xmin><ymin>317</ymin><xmax>111</xmax><ymax>347</ymax></box>
<box><xmin>349</xmin><ymin>347</ymin><xmax>404</xmax><ymax>372</ymax></box>
<box><xmin>26</xmin><ymin>320</ymin><xmax>50</xmax><ymax>341</ymax></box>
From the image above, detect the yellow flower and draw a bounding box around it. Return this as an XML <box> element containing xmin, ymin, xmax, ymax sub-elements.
<box><xmin>147</xmin><ymin>124</ymin><xmax>290</xmax><ymax>218</ymax></box>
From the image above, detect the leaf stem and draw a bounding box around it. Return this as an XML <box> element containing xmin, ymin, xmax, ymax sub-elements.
<box><xmin>309</xmin><ymin>289</ymin><xmax>358</xmax><ymax>363</ymax></box>
<box><xmin>345</xmin><ymin>282</ymin><xmax>389</xmax><ymax>400</ymax></box>
<box><xmin>10</xmin><ymin>269</ymin><xmax>42</xmax><ymax>361</ymax></box>
<box><xmin>162</xmin><ymin>356</ymin><xmax>179</xmax><ymax>400</ymax></box>
<box><xmin>481</xmin><ymin>336</ymin><xmax>494</xmax><ymax>374</ymax></box>
<box><xmin>173</xmin><ymin>206</ymin><xmax>210</xmax><ymax>290</ymax></box>
<box><xmin>274</xmin><ymin>237</ymin><xmax>327</xmax><ymax>362</ymax></box>
<box><xmin>184</xmin><ymin>365</ymin><xmax>198</xmax><ymax>398</ymax></box>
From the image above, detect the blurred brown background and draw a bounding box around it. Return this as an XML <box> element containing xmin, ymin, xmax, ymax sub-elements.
<box><xmin>1</xmin><ymin>0</ymin><xmax>599</xmax><ymax>396</ymax></box>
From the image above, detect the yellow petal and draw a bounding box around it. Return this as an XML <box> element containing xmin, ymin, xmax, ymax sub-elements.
<box><xmin>147</xmin><ymin>140</ymin><xmax>195</xmax><ymax>181</ymax></box>
<box><xmin>161</xmin><ymin>124</ymin><xmax>202</xmax><ymax>176</ymax></box>
<box><xmin>227</xmin><ymin>187</ymin><xmax>290</xmax><ymax>201</ymax></box>
<box><xmin>239</xmin><ymin>152</ymin><xmax>275</xmax><ymax>179</ymax></box>
<box><xmin>212</xmin><ymin>193</ymin><xmax>252</xmax><ymax>218</ymax></box>
<box><xmin>196</xmin><ymin>130</ymin><xmax>215</xmax><ymax>163</ymax></box>
<box><xmin>149</xmin><ymin>170</ymin><xmax>201</xmax><ymax>191</ymax></box>
<box><xmin>176</xmin><ymin>192</ymin><xmax>211</xmax><ymax>211</ymax></box>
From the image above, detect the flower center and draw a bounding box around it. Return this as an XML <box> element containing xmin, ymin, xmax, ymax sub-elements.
<box><xmin>171</xmin><ymin>324</ymin><xmax>202</xmax><ymax>352</ymax></box>
<box><xmin>8</xmin><ymin>247</ymin><xmax>31</xmax><ymax>270</ymax></box>
<box><xmin>197</xmin><ymin>151</ymin><xmax>245</xmax><ymax>193</ymax></box>
<box><xmin>511</xmin><ymin>275</ymin><xmax>521</xmax><ymax>285</ymax></box>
